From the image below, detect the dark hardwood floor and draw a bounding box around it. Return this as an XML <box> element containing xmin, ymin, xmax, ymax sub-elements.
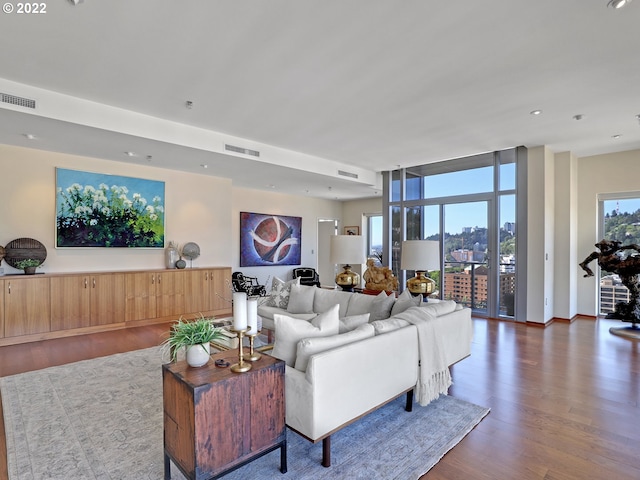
<box><xmin>1</xmin><ymin>317</ymin><xmax>638</xmax><ymax>479</ymax></box>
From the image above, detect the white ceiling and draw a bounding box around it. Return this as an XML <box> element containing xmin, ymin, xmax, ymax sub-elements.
<box><xmin>1</xmin><ymin>0</ymin><xmax>639</xmax><ymax>200</ymax></box>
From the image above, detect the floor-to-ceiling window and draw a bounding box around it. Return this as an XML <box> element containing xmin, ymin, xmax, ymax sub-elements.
<box><xmin>598</xmin><ymin>194</ymin><xmax>640</xmax><ymax>315</ymax></box>
<box><xmin>383</xmin><ymin>147</ymin><xmax>522</xmax><ymax>319</ymax></box>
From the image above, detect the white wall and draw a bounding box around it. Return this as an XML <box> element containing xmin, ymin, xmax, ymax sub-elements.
<box><xmin>0</xmin><ymin>144</ymin><xmax>232</xmax><ymax>273</ymax></box>
<box><xmin>0</xmin><ymin>144</ymin><xmax>346</xmax><ymax>281</ymax></box>
<box><xmin>231</xmin><ymin>187</ymin><xmax>342</xmax><ymax>286</ymax></box>
<box><xmin>526</xmin><ymin>146</ymin><xmax>555</xmax><ymax>324</ymax></box>
<box><xmin>577</xmin><ymin>148</ymin><xmax>640</xmax><ymax>316</ymax></box>
<box><xmin>553</xmin><ymin>151</ymin><xmax>578</xmax><ymax>320</ymax></box>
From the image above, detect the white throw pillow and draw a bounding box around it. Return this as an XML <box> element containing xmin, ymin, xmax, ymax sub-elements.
<box><xmin>420</xmin><ymin>299</ymin><xmax>457</xmax><ymax>316</ymax></box>
<box><xmin>391</xmin><ymin>289</ymin><xmax>422</xmax><ymax>316</ymax></box>
<box><xmin>265</xmin><ymin>276</ymin><xmax>300</xmax><ymax>309</ymax></box>
<box><xmin>287</xmin><ymin>284</ymin><xmax>316</xmax><ymax>314</ymax></box>
<box><xmin>338</xmin><ymin>313</ymin><xmax>370</xmax><ymax>334</ymax></box>
<box><xmin>294</xmin><ymin>323</ymin><xmax>375</xmax><ymax>372</ymax></box>
<box><xmin>368</xmin><ymin>290</ymin><xmax>396</xmax><ymax>321</ymax></box>
<box><xmin>313</xmin><ymin>288</ymin><xmax>353</xmax><ymax>318</ymax></box>
<box><xmin>271</xmin><ymin>304</ymin><xmax>340</xmax><ymax>366</ymax></box>
<box><xmin>370</xmin><ymin>317</ymin><xmax>411</xmax><ymax>335</ymax></box>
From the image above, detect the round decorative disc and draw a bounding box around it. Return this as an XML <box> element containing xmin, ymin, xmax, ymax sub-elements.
<box><xmin>182</xmin><ymin>242</ymin><xmax>201</xmax><ymax>260</ymax></box>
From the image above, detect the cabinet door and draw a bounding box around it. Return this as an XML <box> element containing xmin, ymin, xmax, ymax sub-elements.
<box><xmin>5</xmin><ymin>277</ymin><xmax>51</xmax><ymax>337</ymax></box>
<box><xmin>184</xmin><ymin>269</ymin><xmax>210</xmax><ymax>315</ymax></box>
<box><xmin>209</xmin><ymin>268</ymin><xmax>232</xmax><ymax>313</ymax></box>
<box><xmin>125</xmin><ymin>272</ymin><xmax>157</xmax><ymax>322</ymax></box>
<box><xmin>51</xmin><ymin>275</ymin><xmax>91</xmax><ymax>331</ymax></box>
<box><xmin>156</xmin><ymin>270</ymin><xmax>185</xmax><ymax>318</ymax></box>
<box><xmin>91</xmin><ymin>273</ymin><xmax>125</xmax><ymax>326</ymax></box>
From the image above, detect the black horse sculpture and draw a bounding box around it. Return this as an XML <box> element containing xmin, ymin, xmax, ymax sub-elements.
<box><xmin>580</xmin><ymin>239</ymin><xmax>640</xmax><ymax>327</ymax></box>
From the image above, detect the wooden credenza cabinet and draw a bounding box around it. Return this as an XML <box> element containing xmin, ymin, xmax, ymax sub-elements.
<box><xmin>0</xmin><ymin>267</ymin><xmax>232</xmax><ymax>346</ymax></box>
<box><xmin>51</xmin><ymin>273</ymin><xmax>125</xmax><ymax>331</ymax></box>
<box><xmin>162</xmin><ymin>351</ymin><xmax>287</xmax><ymax>480</ymax></box>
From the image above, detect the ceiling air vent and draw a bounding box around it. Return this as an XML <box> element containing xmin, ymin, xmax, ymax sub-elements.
<box><xmin>225</xmin><ymin>144</ymin><xmax>260</xmax><ymax>157</ymax></box>
<box><xmin>338</xmin><ymin>170</ymin><xmax>358</xmax><ymax>179</ymax></box>
<box><xmin>1</xmin><ymin>93</ymin><xmax>36</xmax><ymax>109</ymax></box>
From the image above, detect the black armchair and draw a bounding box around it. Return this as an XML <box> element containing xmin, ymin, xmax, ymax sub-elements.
<box><xmin>292</xmin><ymin>267</ymin><xmax>321</xmax><ymax>287</ymax></box>
<box><xmin>232</xmin><ymin>272</ymin><xmax>267</xmax><ymax>297</ymax></box>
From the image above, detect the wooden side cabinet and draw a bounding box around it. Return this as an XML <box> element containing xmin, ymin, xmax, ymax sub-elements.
<box><xmin>162</xmin><ymin>351</ymin><xmax>286</xmax><ymax>480</ymax></box>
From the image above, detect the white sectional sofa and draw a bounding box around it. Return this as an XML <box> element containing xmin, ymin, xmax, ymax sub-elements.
<box><xmin>257</xmin><ymin>282</ymin><xmax>473</xmax><ymax>467</ymax></box>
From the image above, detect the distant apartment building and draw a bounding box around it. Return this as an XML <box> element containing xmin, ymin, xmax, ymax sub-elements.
<box><xmin>443</xmin><ymin>264</ymin><xmax>515</xmax><ymax>311</ymax></box>
<box><xmin>600</xmin><ymin>275</ymin><xmax>630</xmax><ymax>314</ymax></box>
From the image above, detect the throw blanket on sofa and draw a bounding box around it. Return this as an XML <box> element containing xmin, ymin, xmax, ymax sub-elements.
<box><xmin>396</xmin><ymin>307</ymin><xmax>452</xmax><ymax>406</ymax></box>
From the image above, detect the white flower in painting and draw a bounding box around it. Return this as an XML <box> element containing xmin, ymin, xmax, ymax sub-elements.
<box><xmin>119</xmin><ymin>194</ymin><xmax>127</xmax><ymax>201</ymax></box>
<box><xmin>99</xmin><ymin>183</ymin><xmax>109</xmax><ymax>191</ymax></box>
<box><xmin>67</xmin><ymin>183</ymin><xmax>82</xmax><ymax>193</ymax></box>
<box><xmin>123</xmin><ymin>199</ymin><xmax>133</xmax><ymax>208</ymax></box>
<box><xmin>153</xmin><ymin>196</ymin><xmax>161</xmax><ymax>203</ymax></box>
<box><xmin>89</xmin><ymin>219</ymin><xmax>98</xmax><ymax>226</ymax></box>
<box><xmin>146</xmin><ymin>205</ymin><xmax>155</xmax><ymax>214</ymax></box>
<box><xmin>102</xmin><ymin>207</ymin><xmax>111</xmax><ymax>216</ymax></box>
<box><xmin>139</xmin><ymin>197</ymin><xmax>147</xmax><ymax>206</ymax></box>
<box><xmin>156</xmin><ymin>206</ymin><xmax>164</xmax><ymax>213</ymax></box>
<box><xmin>149</xmin><ymin>214</ymin><xmax>158</xmax><ymax>221</ymax></box>
<box><xmin>84</xmin><ymin>185</ymin><xmax>96</xmax><ymax>195</ymax></box>
<box><xmin>120</xmin><ymin>186</ymin><xmax>129</xmax><ymax>194</ymax></box>
<box><xmin>133</xmin><ymin>193</ymin><xmax>141</xmax><ymax>200</ymax></box>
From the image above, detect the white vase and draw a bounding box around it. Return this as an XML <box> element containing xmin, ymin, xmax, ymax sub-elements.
<box><xmin>165</xmin><ymin>245</ymin><xmax>178</xmax><ymax>269</ymax></box>
<box><xmin>185</xmin><ymin>342</ymin><xmax>211</xmax><ymax>367</ymax></box>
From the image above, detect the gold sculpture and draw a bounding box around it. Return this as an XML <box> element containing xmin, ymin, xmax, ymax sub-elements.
<box><xmin>363</xmin><ymin>258</ymin><xmax>398</xmax><ymax>292</ymax></box>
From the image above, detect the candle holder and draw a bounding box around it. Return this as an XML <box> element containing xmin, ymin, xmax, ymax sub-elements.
<box><xmin>230</xmin><ymin>327</ymin><xmax>252</xmax><ymax>373</ymax></box>
<box><xmin>246</xmin><ymin>331</ymin><xmax>262</xmax><ymax>362</ymax></box>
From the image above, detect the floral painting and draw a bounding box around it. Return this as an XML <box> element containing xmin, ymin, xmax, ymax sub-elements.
<box><xmin>56</xmin><ymin>168</ymin><xmax>165</xmax><ymax>248</ymax></box>
<box><xmin>240</xmin><ymin>212</ymin><xmax>301</xmax><ymax>266</ymax></box>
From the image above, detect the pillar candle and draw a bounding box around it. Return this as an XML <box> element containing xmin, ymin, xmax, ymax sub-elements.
<box><xmin>247</xmin><ymin>297</ymin><xmax>258</xmax><ymax>334</ymax></box>
<box><xmin>233</xmin><ymin>292</ymin><xmax>247</xmax><ymax>330</ymax></box>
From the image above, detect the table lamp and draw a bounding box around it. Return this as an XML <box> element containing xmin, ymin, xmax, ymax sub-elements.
<box><xmin>330</xmin><ymin>234</ymin><xmax>365</xmax><ymax>291</ymax></box>
<box><xmin>401</xmin><ymin>240</ymin><xmax>440</xmax><ymax>299</ymax></box>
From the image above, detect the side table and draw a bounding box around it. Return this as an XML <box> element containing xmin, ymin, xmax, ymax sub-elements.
<box><xmin>162</xmin><ymin>350</ymin><xmax>286</xmax><ymax>479</ymax></box>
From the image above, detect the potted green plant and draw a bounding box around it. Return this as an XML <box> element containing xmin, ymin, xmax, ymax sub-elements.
<box><xmin>15</xmin><ymin>258</ymin><xmax>42</xmax><ymax>275</ymax></box>
<box><xmin>162</xmin><ymin>315</ymin><xmax>226</xmax><ymax>367</ymax></box>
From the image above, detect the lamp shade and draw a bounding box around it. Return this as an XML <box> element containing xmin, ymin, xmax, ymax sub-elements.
<box><xmin>400</xmin><ymin>240</ymin><xmax>440</xmax><ymax>271</ymax></box>
<box><xmin>330</xmin><ymin>235</ymin><xmax>366</xmax><ymax>265</ymax></box>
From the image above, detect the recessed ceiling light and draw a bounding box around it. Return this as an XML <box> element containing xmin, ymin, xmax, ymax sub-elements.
<box><xmin>185</xmin><ymin>100</ymin><xmax>193</xmax><ymax>109</ymax></box>
<box><xmin>23</xmin><ymin>133</ymin><xmax>36</xmax><ymax>140</ymax></box>
<box><xmin>200</xmin><ymin>164</ymin><xmax>208</xmax><ymax>169</ymax></box>
<box><xmin>530</xmin><ymin>110</ymin><xmax>542</xmax><ymax>116</ymax></box>
<box><xmin>573</xmin><ymin>114</ymin><xmax>584</xmax><ymax>120</ymax></box>
<box><xmin>612</xmin><ymin>134</ymin><xmax>622</xmax><ymax>139</ymax></box>
<box><xmin>608</xmin><ymin>0</ymin><xmax>631</xmax><ymax>9</ymax></box>
<box><xmin>124</xmin><ymin>151</ymin><xmax>138</xmax><ymax>157</ymax></box>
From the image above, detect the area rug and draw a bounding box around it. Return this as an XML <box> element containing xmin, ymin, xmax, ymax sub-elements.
<box><xmin>1</xmin><ymin>347</ymin><xmax>489</xmax><ymax>480</ymax></box>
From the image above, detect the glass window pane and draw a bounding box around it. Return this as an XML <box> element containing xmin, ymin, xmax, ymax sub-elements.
<box><xmin>391</xmin><ymin>170</ymin><xmax>402</xmax><ymax>202</ymax></box>
<box><xmin>423</xmin><ymin>167</ymin><xmax>493</xmax><ymax>198</ymax></box>
<box><xmin>406</xmin><ymin>172</ymin><xmax>422</xmax><ymax>201</ymax></box>
<box><xmin>391</xmin><ymin>206</ymin><xmax>401</xmax><ymax>274</ymax></box>
<box><xmin>368</xmin><ymin>215</ymin><xmax>383</xmax><ymax>261</ymax></box>
<box><xmin>499</xmin><ymin>195</ymin><xmax>516</xmax><ymax>317</ymax></box>
<box><xmin>500</xmin><ymin>162</ymin><xmax>516</xmax><ymax>191</ymax></box>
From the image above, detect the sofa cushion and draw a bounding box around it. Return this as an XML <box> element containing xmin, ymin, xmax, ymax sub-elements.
<box><xmin>345</xmin><ymin>293</ymin><xmax>377</xmax><ymax>316</ymax></box>
<box><xmin>265</xmin><ymin>276</ymin><xmax>300</xmax><ymax>309</ymax></box>
<box><xmin>271</xmin><ymin>304</ymin><xmax>340</xmax><ymax>367</ymax></box>
<box><xmin>313</xmin><ymin>288</ymin><xmax>353</xmax><ymax>318</ymax></box>
<box><xmin>368</xmin><ymin>290</ymin><xmax>396</xmax><ymax>321</ymax></box>
<box><xmin>390</xmin><ymin>289</ymin><xmax>422</xmax><ymax>316</ymax></box>
<box><xmin>294</xmin><ymin>323</ymin><xmax>375</xmax><ymax>372</ymax></box>
<box><xmin>370</xmin><ymin>317</ymin><xmax>411</xmax><ymax>335</ymax></box>
<box><xmin>287</xmin><ymin>284</ymin><xmax>316</xmax><ymax>314</ymax></box>
<box><xmin>338</xmin><ymin>313</ymin><xmax>370</xmax><ymax>334</ymax></box>
<box><xmin>421</xmin><ymin>299</ymin><xmax>457</xmax><ymax>316</ymax></box>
